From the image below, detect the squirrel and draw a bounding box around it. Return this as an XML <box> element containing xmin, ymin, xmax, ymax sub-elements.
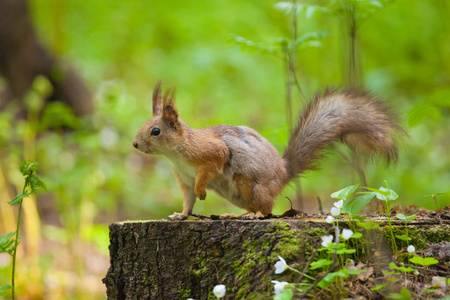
<box><xmin>133</xmin><ymin>82</ymin><xmax>404</xmax><ymax>220</ymax></box>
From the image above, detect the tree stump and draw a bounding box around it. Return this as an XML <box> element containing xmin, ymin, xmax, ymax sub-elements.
<box><xmin>102</xmin><ymin>219</ymin><xmax>450</xmax><ymax>300</ymax></box>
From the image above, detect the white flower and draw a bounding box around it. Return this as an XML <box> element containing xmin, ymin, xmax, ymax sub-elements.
<box><xmin>342</xmin><ymin>229</ymin><xmax>353</xmax><ymax>240</ymax></box>
<box><xmin>330</xmin><ymin>207</ymin><xmax>340</xmax><ymax>216</ymax></box>
<box><xmin>407</xmin><ymin>245</ymin><xmax>415</xmax><ymax>253</ymax></box>
<box><xmin>334</xmin><ymin>200</ymin><xmax>344</xmax><ymax>208</ymax></box>
<box><xmin>325</xmin><ymin>216</ymin><xmax>335</xmax><ymax>224</ymax></box>
<box><xmin>274</xmin><ymin>256</ymin><xmax>288</xmax><ymax>274</ymax></box>
<box><xmin>321</xmin><ymin>235</ymin><xmax>334</xmax><ymax>247</ymax></box>
<box><xmin>271</xmin><ymin>280</ymin><xmax>289</xmax><ymax>295</ymax></box>
<box><xmin>213</xmin><ymin>284</ymin><xmax>226</xmax><ymax>298</ymax></box>
<box><xmin>346</xmin><ymin>259</ymin><xmax>355</xmax><ymax>267</ymax></box>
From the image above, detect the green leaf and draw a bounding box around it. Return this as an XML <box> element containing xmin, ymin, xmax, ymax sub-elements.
<box><xmin>309</xmin><ymin>259</ymin><xmax>333</xmax><ymax>270</ymax></box>
<box><xmin>331</xmin><ymin>184</ymin><xmax>359</xmax><ymax>200</ymax></box>
<box><xmin>317</xmin><ymin>270</ymin><xmax>348</xmax><ymax>288</ymax></box>
<box><xmin>370</xmin><ymin>283</ymin><xmax>388</xmax><ymax>291</ymax></box>
<box><xmin>356</xmin><ymin>220</ymin><xmax>379</xmax><ymax>230</ymax></box>
<box><xmin>389</xmin><ymin>262</ymin><xmax>413</xmax><ymax>273</ymax></box>
<box><xmin>379</xmin><ymin>186</ymin><xmax>398</xmax><ymax>201</ymax></box>
<box><xmin>332</xmin><ymin>248</ymin><xmax>356</xmax><ymax>254</ymax></box>
<box><xmin>396</xmin><ymin>213</ymin><xmax>416</xmax><ymax>221</ymax></box>
<box><xmin>342</xmin><ymin>193</ymin><xmax>375</xmax><ymax>215</ymax></box>
<box><xmin>395</xmin><ymin>234</ymin><xmax>411</xmax><ymax>241</ymax></box>
<box><xmin>19</xmin><ymin>160</ymin><xmax>38</xmax><ymax>176</ymax></box>
<box><xmin>274</xmin><ymin>288</ymin><xmax>293</xmax><ymax>300</ymax></box>
<box><xmin>422</xmin><ymin>192</ymin><xmax>447</xmax><ymax>199</ymax></box>
<box><xmin>290</xmin><ymin>30</ymin><xmax>329</xmax><ymax>49</ymax></box>
<box><xmin>348</xmin><ymin>269</ymin><xmax>365</xmax><ymax>275</ymax></box>
<box><xmin>8</xmin><ymin>191</ymin><xmax>32</xmax><ymax>206</ymax></box>
<box><xmin>0</xmin><ymin>284</ymin><xmax>12</xmax><ymax>298</ymax></box>
<box><xmin>396</xmin><ymin>213</ymin><xmax>406</xmax><ymax>220</ymax></box>
<box><xmin>27</xmin><ymin>174</ymin><xmax>47</xmax><ymax>193</ymax></box>
<box><xmin>273</xmin><ymin>2</ymin><xmax>328</xmax><ymax>17</ymax></box>
<box><xmin>351</xmin><ymin>232</ymin><xmax>363</xmax><ymax>239</ymax></box>
<box><xmin>0</xmin><ymin>232</ymin><xmax>18</xmax><ymax>255</ymax></box>
<box><xmin>390</xmin><ymin>288</ymin><xmax>413</xmax><ymax>300</ymax></box>
<box><xmin>229</xmin><ymin>35</ymin><xmax>279</xmax><ymax>56</ymax></box>
<box><xmin>364</xmin><ymin>185</ymin><xmax>398</xmax><ymax>202</ymax></box>
<box><xmin>409</xmin><ymin>256</ymin><xmax>438</xmax><ymax>266</ymax></box>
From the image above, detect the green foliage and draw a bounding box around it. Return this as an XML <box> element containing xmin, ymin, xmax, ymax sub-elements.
<box><xmin>389</xmin><ymin>262</ymin><xmax>413</xmax><ymax>273</ymax></box>
<box><xmin>0</xmin><ymin>285</ymin><xmax>12</xmax><ymax>298</ymax></box>
<box><xmin>342</xmin><ymin>193</ymin><xmax>375</xmax><ymax>215</ymax></box>
<box><xmin>394</xmin><ymin>234</ymin><xmax>411</xmax><ymax>242</ymax></box>
<box><xmin>273</xmin><ymin>289</ymin><xmax>293</xmax><ymax>300</ymax></box>
<box><xmin>395</xmin><ymin>213</ymin><xmax>416</xmax><ymax>221</ymax></box>
<box><xmin>0</xmin><ymin>232</ymin><xmax>18</xmax><ymax>256</ymax></box>
<box><xmin>317</xmin><ymin>269</ymin><xmax>348</xmax><ymax>288</ymax></box>
<box><xmin>356</xmin><ymin>220</ymin><xmax>379</xmax><ymax>230</ymax></box>
<box><xmin>409</xmin><ymin>256</ymin><xmax>438</xmax><ymax>266</ymax></box>
<box><xmin>331</xmin><ymin>184</ymin><xmax>359</xmax><ymax>200</ymax></box>
<box><xmin>2</xmin><ymin>161</ymin><xmax>47</xmax><ymax>299</ymax></box>
<box><xmin>273</xmin><ymin>2</ymin><xmax>329</xmax><ymax>18</ymax></box>
<box><xmin>389</xmin><ymin>288</ymin><xmax>413</xmax><ymax>300</ymax></box>
<box><xmin>309</xmin><ymin>259</ymin><xmax>332</xmax><ymax>270</ymax></box>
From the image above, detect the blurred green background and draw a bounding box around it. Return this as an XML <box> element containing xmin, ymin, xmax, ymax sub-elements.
<box><xmin>0</xmin><ymin>0</ymin><xmax>449</xmax><ymax>299</ymax></box>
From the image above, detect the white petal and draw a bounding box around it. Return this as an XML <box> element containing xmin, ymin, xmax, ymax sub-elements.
<box><xmin>321</xmin><ymin>235</ymin><xmax>333</xmax><ymax>247</ymax></box>
<box><xmin>407</xmin><ymin>245</ymin><xmax>415</xmax><ymax>253</ymax></box>
<box><xmin>213</xmin><ymin>284</ymin><xmax>226</xmax><ymax>298</ymax></box>
<box><xmin>330</xmin><ymin>207</ymin><xmax>340</xmax><ymax>216</ymax></box>
<box><xmin>274</xmin><ymin>256</ymin><xmax>288</xmax><ymax>274</ymax></box>
<box><xmin>334</xmin><ymin>200</ymin><xmax>344</xmax><ymax>208</ymax></box>
<box><xmin>342</xmin><ymin>229</ymin><xmax>353</xmax><ymax>240</ymax></box>
<box><xmin>273</xmin><ymin>281</ymin><xmax>289</xmax><ymax>295</ymax></box>
<box><xmin>325</xmin><ymin>216</ymin><xmax>334</xmax><ymax>224</ymax></box>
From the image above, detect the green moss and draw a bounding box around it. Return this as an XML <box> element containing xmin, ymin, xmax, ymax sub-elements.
<box><xmin>177</xmin><ymin>283</ymin><xmax>191</xmax><ymax>299</ymax></box>
<box><xmin>190</xmin><ymin>254</ymin><xmax>209</xmax><ymax>278</ymax></box>
<box><xmin>381</xmin><ymin>224</ymin><xmax>450</xmax><ymax>251</ymax></box>
<box><xmin>271</xmin><ymin>221</ymin><xmax>326</xmax><ymax>261</ymax></box>
<box><xmin>141</xmin><ymin>274</ymin><xmax>154</xmax><ymax>286</ymax></box>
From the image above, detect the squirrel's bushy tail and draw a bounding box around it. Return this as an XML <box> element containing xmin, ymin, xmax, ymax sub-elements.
<box><xmin>282</xmin><ymin>88</ymin><xmax>404</xmax><ymax>182</ymax></box>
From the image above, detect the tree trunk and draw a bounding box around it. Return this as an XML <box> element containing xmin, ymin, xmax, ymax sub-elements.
<box><xmin>103</xmin><ymin>219</ymin><xmax>450</xmax><ymax>300</ymax></box>
<box><xmin>0</xmin><ymin>0</ymin><xmax>92</xmax><ymax>116</ymax></box>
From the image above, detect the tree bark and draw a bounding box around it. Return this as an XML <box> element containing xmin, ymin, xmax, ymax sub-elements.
<box><xmin>0</xmin><ymin>0</ymin><xmax>92</xmax><ymax>116</ymax></box>
<box><xmin>103</xmin><ymin>219</ymin><xmax>450</xmax><ymax>300</ymax></box>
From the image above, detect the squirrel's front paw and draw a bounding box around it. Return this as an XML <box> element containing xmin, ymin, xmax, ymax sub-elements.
<box><xmin>167</xmin><ymin>212</ymin><xmax>188</xmax><ymax>221</ymax></box>
<box><xmin>195</xmin><ymin>188</ymin><xmax>207</xmax><ymax>200</ymax></box>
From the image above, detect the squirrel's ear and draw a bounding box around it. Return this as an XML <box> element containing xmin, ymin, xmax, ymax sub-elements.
<box><xmin>152</xmin><ymin>81</ymin><xmax>163</xmax><ymax>116</ymax></box>
<box><xmin>162</xmin><ymin>87</ymin><xmax>179</xmax><ymax>128</ymax></box>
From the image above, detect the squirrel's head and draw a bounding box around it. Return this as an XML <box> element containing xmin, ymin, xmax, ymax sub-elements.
<box><xmin>133</xmin><ymin>82</ymin><xmax>185</xmax><ymax>155</ymax></box>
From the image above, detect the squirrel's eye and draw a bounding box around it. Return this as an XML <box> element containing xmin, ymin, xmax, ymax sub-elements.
<box><xmin>151</xmin><ymin>128</ymin><xmax>161</xmax><ymax>136</ymax></box>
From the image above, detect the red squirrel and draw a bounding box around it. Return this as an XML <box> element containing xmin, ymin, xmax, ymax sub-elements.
<box><xmin>133</xmin><ymin>82</ymin><xmax>403</xmax><ymax>220</ymax></box>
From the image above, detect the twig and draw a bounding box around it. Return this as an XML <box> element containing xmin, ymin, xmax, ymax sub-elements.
<box><xmin>317</xmin><ymin>196</ymin><xmax>324</xmax><ymax>215</ymax></box>
<box><xmin>190</xmin><ymin>213</ymin><xmax>210</xmax><ymax>220</ymax></box>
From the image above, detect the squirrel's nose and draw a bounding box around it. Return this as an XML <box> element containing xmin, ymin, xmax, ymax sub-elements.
<box><xmin>133</xmin><ymin>141</ymin><xmax>138</xmax><ymax>149</ymax></box>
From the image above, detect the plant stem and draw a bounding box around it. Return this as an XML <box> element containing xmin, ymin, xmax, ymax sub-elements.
<box><xmin>385</xmin><ymin>201</ymin><xmax>397</xmax><ymax>254</ymax></box>
<box><xmin>11</xmin><ymin>200</ymin><xmax>23</xmax><ymax>300</ymax></box>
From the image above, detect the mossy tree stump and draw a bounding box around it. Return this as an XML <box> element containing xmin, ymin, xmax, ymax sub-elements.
<box><xmin>102</xmin><ymin>219</ymin><xmax>450</xmax><ymax>300</ymax></box>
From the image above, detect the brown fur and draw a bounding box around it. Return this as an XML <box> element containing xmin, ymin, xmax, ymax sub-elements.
<box><xmin>133</xmin><ymin>83</ymin><xmax>404</xmax><ymax>220</ymax></box>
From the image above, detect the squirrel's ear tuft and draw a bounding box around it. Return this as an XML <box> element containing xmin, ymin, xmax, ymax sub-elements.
<box><xmin>152</xmin><ymin>80</ymin><xmax>163</xmax><ymax>116</ymax></box>
<box><xmin>162</xmin><ymin>87</ymin><xmax>179</xmax><ymax>128</ymax></box>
